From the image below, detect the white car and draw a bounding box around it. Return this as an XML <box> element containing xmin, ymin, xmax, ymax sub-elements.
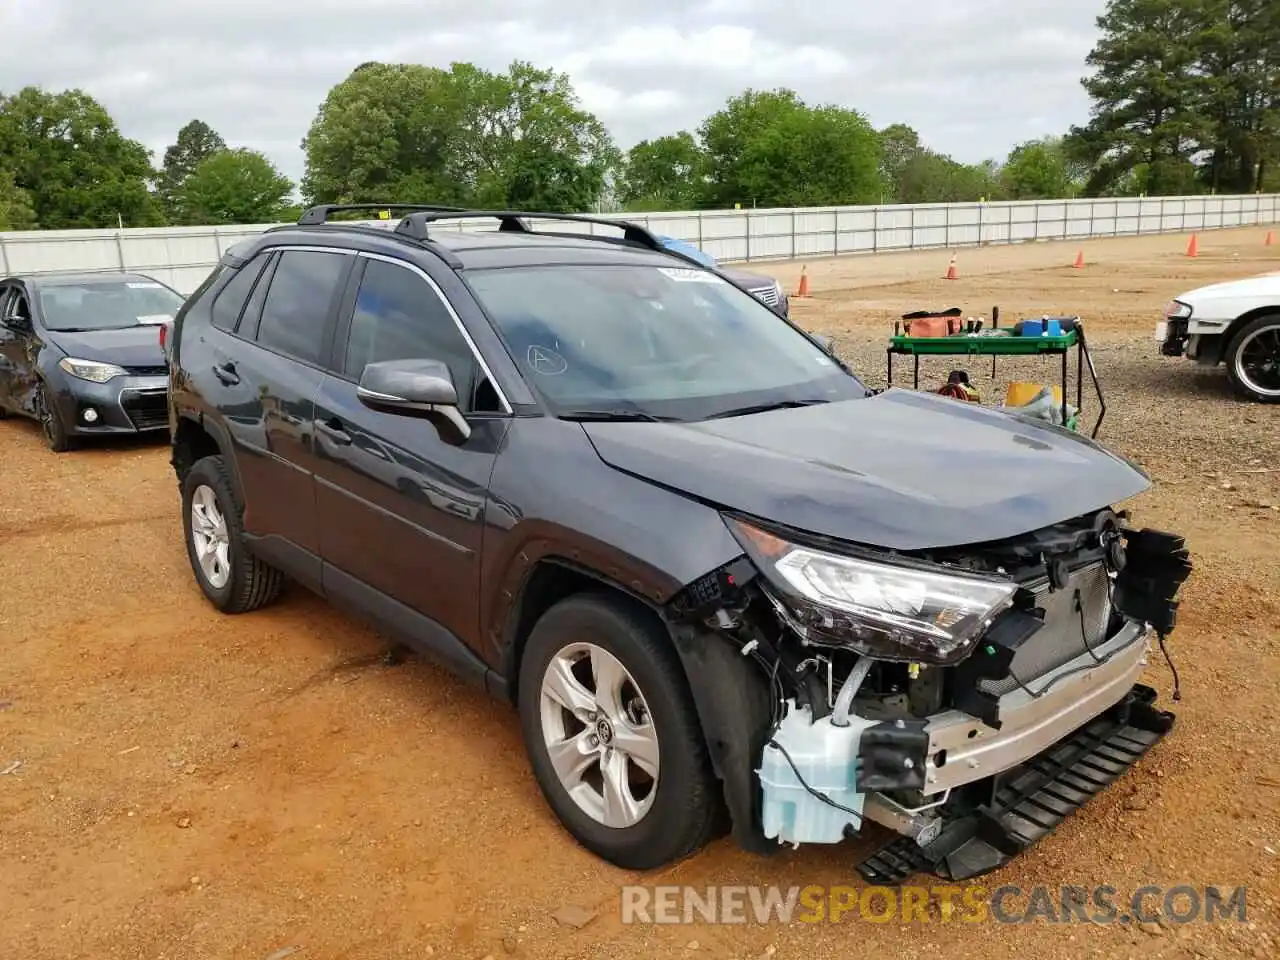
<box><xmin>1156</xmin><ymin>270</ymin><xmax>1280</xmax><ymax>402</ymax></box>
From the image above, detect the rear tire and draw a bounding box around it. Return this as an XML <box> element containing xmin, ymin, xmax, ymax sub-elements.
<box><xmin>181</xmin><ymin>454</ymin><xmax>283</xmax><ymax>613</ymax></box>
<box><xmin>517</xmin><ymin>592</ymin><xmax>721</xmax><ymax>870</ymax></box>
<box><xmin>1226</xmin><ymin>314</ymin><xmax>1280</xmax><ymax>403</ymax></box>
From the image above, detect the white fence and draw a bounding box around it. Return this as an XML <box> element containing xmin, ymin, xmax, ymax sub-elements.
<box><xmin>2</xmin><ymin>193</ymin><xmax>1277</xmax><ymax>295</ymax></box>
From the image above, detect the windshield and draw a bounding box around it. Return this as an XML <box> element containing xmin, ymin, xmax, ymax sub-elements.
<box><xmin>466</xmin><ymin>264</ymin><xmax>867</xmax><ymax>420</ymax></box>
<box><xmin>38</xmin><ymin>279</ymin><xmax>185</xmax><ymax>332</ymax></box>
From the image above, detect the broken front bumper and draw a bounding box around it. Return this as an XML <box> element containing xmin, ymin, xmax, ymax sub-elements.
<box><xmin>758</xmin><ymin>619</ymin><xmax>1174</xmax><ymax>882</ymax></box>
<box><xmin>919</xmin><ymin>619</ymin><xmax>1151</xmax><ymax>794</ymax></box>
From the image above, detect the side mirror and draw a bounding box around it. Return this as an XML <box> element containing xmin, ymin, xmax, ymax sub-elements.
<box><xmin>356</xmin><ymin>358</ymin><xmax>471</xmax><ymax>442</ymax></box>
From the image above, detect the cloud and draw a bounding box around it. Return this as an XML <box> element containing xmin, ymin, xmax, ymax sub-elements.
<box><xmin>0</xmin><ymin>0</ymin><xmax>1106</xmax><ymax>189</ymax></box>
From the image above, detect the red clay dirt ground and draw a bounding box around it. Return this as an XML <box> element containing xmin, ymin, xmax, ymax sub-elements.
<box><xmin>2</xmin><ymin>226</ymin><xmax>1278</xmax><ymax>960</ymax></box>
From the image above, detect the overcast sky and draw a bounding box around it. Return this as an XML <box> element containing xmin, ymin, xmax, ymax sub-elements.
<box><xmin>0</xmin><ymin>0</ymin><xmax>1107</xmax><ymax>190</ymax></box>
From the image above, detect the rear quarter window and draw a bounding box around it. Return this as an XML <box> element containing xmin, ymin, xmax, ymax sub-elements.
<box><xmin>210</xmin><ymin>255</ymin><xmax>270</xmax><ymax>332</ymax></box>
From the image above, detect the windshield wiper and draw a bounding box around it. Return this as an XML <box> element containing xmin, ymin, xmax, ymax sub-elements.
<box><xmin>708</xmin><ymin>399</ymin><xmax>828</xmax><ymax>419</ymax></box>
<box><xmin>559</xmin><ymin>408</ymin><xmax>678</xmax><ymax>423</ymax></box>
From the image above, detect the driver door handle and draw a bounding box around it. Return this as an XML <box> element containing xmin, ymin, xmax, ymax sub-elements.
<box><xmin>212</xmin><ymin>362</ymin><xmax>240</xmax><ymax>385</ymax></box>
<box><xmin>316</xmin><ymin>417</ymin><xmax>352</xmax><ymax>445</ymax></box>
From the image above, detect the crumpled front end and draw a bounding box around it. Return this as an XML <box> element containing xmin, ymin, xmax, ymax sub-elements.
<box><xmin>665</xmin><ymin>508</ymin><xmax>1192</xmax><ymax>883</ymax></box>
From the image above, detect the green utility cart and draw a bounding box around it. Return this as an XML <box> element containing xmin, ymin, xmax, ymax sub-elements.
<box><xmin>885</xmin><ymin>322</ymin><xmax>1107</xmax><ymax>438</ymax></box>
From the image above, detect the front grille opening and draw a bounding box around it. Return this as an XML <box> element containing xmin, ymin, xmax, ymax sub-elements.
<box><xmin>978</xmin><ymin>562</ymin><xmax>1113</xmax><ymax>696</ymax></box>
<box><xmin>121</xmin><ymin>390</ymin><xmax>168</xmax><ymax>431</ymax></box>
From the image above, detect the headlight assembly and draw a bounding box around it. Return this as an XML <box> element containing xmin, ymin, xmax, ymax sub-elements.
<box><xmin>727</xmin><ymin>517</ymin><xmax>1017</xmax><ymax>665</ymax></box>
<box><xmin>58</xmin><ymin>357</ymin><xmax>127</xmax><ymax>383</ymax></box>
<box><xmin>1164</xmin><ymin>300</ymin><xmax>1192</xmax><ymax>320</ymax></box>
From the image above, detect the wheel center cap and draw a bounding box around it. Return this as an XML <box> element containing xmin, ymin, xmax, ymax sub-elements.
<box><xmin>595</xmin><ymin>718</ymin><xmax>614</xmax><ymax>745</ymax></box>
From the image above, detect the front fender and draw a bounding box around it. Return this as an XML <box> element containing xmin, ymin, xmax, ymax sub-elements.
<box><xmin>480</xmin><ymin>417</ymin><xmax>745</xmax><ymax>664</ymax></box>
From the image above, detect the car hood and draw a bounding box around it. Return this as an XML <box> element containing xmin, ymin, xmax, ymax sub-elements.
<box><xmin>580</xmin><ymin>388</ymin><xmax>1151</xmax><ymax>551</ymax></box>
<box><xmin>719</xmin><ymin>266</ymin><xmax>777</xmax><ymax>292</ymax></box>
<box><xmin>45</xmin><ymin>326</ymin><xmax>165</xmax><ymax>368</ymax></box>
<box><xmin>1178</xmin><ymin>270</ymin><xmax>1280</xmax><ymax>302</ymax></box>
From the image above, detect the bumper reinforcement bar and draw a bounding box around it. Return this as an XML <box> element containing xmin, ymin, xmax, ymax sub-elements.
<box><xmin>855</xmin><ymin>683</ymin><xmax>1174</xmax><ymax>884</ymax></box>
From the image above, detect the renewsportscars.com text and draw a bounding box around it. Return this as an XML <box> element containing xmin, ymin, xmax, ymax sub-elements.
<box><xmin>620</xmin><ymin>884</ymin><xmax>1249</xmax><ymax>925</ymax></box>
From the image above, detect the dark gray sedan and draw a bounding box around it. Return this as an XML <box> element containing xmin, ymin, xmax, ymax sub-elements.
<box><xmin>0</xmin><ymin>271</ymin><xmax>184</xmax><ymax>451</ymax></box>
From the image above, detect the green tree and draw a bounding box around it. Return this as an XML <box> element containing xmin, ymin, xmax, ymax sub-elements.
<box><xmin>896</xmin><ymin>151</ymin><xmax>999</xmax><ymax>203</ymax></box>
<box><xmin>301</xmin><ymin>60</ymin><xmax>618</xmax><ymax>212</ymax></box>
<box><xmin>1001</xmin><ymin>137</ymin><xmax>1085</xmax><ymax>199</ymax></box>
<box><xmin>160</xmin><ymin>119</ymin><xmax>226</xmax><ymax>219</ymax></box>
<box><xmin>176</xmin><ymin>148</ymin><xmax>294</xmax><ymax>225</ymax></box>
<box><xmin>1069</xmin><ymin>0</ymin><xmax>1218</xmax><ymax>195</ymax></box>
<box><xmin>878</xmin><ymin>123</ymin><xmax>924</xmax><ymax>201</ymax></box>
<box><xmin>699</xmin><ymin>89</ymin><xmax>883</xmax><ymax>208</ymax></box>
<box><xmin>448</xmin><ymin>60</ymin><xmax>620</xmax><ymax>211</ymax></box>
<box><xmin>0</xmin><ymin>87</ymin><xmax>164</xmax><ymax>228</ymax></box>
<box><xmin>0</xmin><ymin>167</ymin><xmax>37</xmax><ymax>230</ymax></box>
<box><xmin>1199</xmin><ymin>0</ymin><xmax>1280</xmax><ymax>192</ymax></box>
<box><xmin>301</xmin><ymin>62</ymin><xmax>469</xmax><ymax>206</ymax></box>
<box><xmin>620</xmin><ymin>132</ymin><xmax>706</xmax><ymax>210</ymax></box>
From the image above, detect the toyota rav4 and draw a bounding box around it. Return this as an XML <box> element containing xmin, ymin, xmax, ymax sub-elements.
<box><xmin>166</xmin><ymin>204</ymin><xmax>1192</xmax><ymax>882</ymax></box>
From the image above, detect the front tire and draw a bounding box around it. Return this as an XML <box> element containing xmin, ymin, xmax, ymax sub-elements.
<box><xmin>35</xmin><ymin>381</ymin><xmax>75</xmax><ymax>452</ymax></box>
<box><xmin>1226</xmin><ymin>314</ymin><xmax>1280</xmax><ymax>403</ymax></box>
<box><xmin>517</xmin><ymin>592</ymin><xmax>721</xmax><ymax>870</ymax></box>
<box><xmin>180</xmin><ymin>454</ymin><xmax>283</xmax><ymax>613</ymax></box>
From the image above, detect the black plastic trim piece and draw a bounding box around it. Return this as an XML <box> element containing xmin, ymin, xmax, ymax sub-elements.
<box><xmin>1111</xmin><ymin>528</ymin><xmax>1193</xmax><ymax>636</ymax></box>
<box><xmin>670</xmin><ymin>623</ymin><xmax>778</xmax><ymax>856</ymax></box>
<box><xmin>950</xmin><ymin>606</ymin><xmax>1046</xmax><ymax>728</ymax></box>
<box><xmin>855</xmin><ymin>718</ymin><xmax>929</xmax><ymax>791</ymax></box>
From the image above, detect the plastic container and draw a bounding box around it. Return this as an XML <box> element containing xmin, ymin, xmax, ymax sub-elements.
<box><xmin>757</xmin><ymin>701</ymin><xmax>872</xmax><ymax>845</ymax></box>
<box><xmin>1020</xmin><ymin>318</ymin><xmax>1044</xmax><ymax>337</ymax></box>
<box><xmin>1006</xmin><ymin>381</ymin><xmax>1063</xmax><ymax>407</ymax></box>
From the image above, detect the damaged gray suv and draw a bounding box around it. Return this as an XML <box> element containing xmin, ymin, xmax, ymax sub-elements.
<box><xmin>168</xmin><ymin>205</ymin><xmax>1193</xmax><ymax>883</ymax></box>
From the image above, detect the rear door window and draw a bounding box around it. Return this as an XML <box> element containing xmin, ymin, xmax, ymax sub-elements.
<box><xmin>255</xmin><ymin>250</ymin><xmax>351</xmax><ymax>365</ymax></box>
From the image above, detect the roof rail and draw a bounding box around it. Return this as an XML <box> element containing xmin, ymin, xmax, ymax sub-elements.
<box><xmin>392</xmin><ymin>210</ymin><xmax>666</xmax><ymax>252</ymax></box>
<box><xmin>297</xmin><ymin>203</ymin><xmax>468</xmax><ymax>226</ymax></box>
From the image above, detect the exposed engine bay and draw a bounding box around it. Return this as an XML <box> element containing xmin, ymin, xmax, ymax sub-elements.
<box><xmin>666</xmin><ymin>506</ymin><xmax>1193</xmax><ymax>882</ymax></box>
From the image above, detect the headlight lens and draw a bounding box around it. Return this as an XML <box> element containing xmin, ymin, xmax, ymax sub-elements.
<box><xmin>58</xmin><ymin>357</ymin><xmax>127</xmax><ymax>383</ymax></box>
<box><xmin>728</xmin><ymin>518</ymin><xmax>1018</xmax><ymax>664</ymax></box>
<box><xmin>1164</xmin><ymin>300</ymin><xmax>1192</xmax><ymax>320</ymax></box>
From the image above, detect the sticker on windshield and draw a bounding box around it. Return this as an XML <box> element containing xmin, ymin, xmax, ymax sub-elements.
<box><xmin>127</xmin><ymin>282</ymin><xmax>164</xmax><ymax>289</ymax></box>
<box><xmin>658</xmin><ymin>267</ymin><xmax>723</xmax><ymax>283</ymax></box>
<box><xmin>526</xmin><ymin>344</ymin><xmax>568</xmax><ymax>376</ymax></box>
<box><xmin>136</xmin><ymin>314</ymin><xmax>173</xmax><ymax>324</ymax></box>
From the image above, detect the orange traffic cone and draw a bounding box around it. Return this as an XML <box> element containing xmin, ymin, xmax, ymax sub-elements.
<box><xmin>1266</xmin><ymin>230</ymin><xmax>1274</xmax><ymax>247</ymax></box>
<box><xmin>1186</xmin><ymin>233</ymin><xmax>1199</xmax><ymax>257</ymax></box>
<box><xmin>1072</xmin><ymin>249</ymin><xmax>1085</xmax><ymax>269</ymax></box>
<box><xmin>944</xmin><ymin>254</ymin><xmax>958</xmax><ymax>280</ymax></box>
<box><xmin>796</xmin><ymin>266</ymin><xmax>810</xmax><ymax>298</ymax></box>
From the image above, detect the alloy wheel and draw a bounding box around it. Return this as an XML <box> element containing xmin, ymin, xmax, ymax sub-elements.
<box><xmin>190</xmin><ymin>484</ymin><xmax>231</xmax><ymax>590</ymax></box>
<box><xmin>1234</xmin><ymin>324</ymin><xmax>1280</xmax><ymax>399</ymax></box>
<box><xmin>538</xmin><ymin>641</ymin><xmax>660</xmax><ymax>828</ymax></box>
